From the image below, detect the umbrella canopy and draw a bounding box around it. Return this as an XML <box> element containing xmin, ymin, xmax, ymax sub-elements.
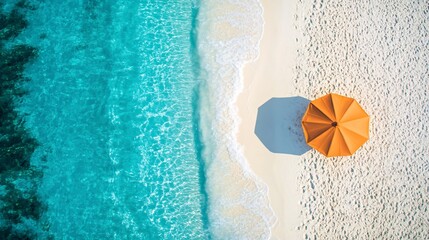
<box><xmin>301</xmin><ymin>93</ymin><xmax>369</xmax><ymax>157</ymax></box>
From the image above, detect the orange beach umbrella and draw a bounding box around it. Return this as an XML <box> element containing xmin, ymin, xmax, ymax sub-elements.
<box><xmin>302</xmin><ymin>93</ymin><xmax>369</xmax><ymax>157</ymax></box>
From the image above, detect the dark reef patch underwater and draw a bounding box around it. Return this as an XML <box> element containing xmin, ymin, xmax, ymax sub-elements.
<box><xmin>0</xmin><ymin>1</ymin><xmax>50</xmax><ymax>239</ymax></box>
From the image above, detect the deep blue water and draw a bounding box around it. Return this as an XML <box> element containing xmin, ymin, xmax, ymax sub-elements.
<box><xmin>4</xmin><ymin>0</ymin><xmax>209</xmax><ymax>239</ymax></box>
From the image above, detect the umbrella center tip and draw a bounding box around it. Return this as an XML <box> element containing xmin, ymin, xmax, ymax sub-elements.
<box><xmin>331</xmin><ymin>122</ymin><xmax>338</xmax><ymax>127</ymax></box>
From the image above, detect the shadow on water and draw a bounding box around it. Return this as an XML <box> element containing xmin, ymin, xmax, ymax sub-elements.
<box><xmin>255</xmin><ymin>96</ymin><xmax>311</xmax><ymax>155</ymax></box>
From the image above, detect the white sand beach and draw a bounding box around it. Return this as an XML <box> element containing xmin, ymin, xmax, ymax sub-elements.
<box><xmin>238</xmin><ymin>0</ymin><xmax>429</xmax><ymax>239</ymax></box>
<box><xmin>238</xmin><ymin>0</ymin><xmax>303</xmax><ymax>239</ymax></box>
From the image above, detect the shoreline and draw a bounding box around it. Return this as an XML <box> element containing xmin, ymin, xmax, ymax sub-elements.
<box><xmin>196</xmin><ymin>0</ymin><xmax>276</xmax><ymax>238</ymax></box>
<box><xmin>237</xmin><ymin>0</ymin><xmax>303</xmax><ymax>239</ymax></box>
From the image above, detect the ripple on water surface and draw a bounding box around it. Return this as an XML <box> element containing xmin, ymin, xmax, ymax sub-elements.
<box><xmin>18</xmin><ymin>0</ymin><xmax>208</xmax><ymax>239</ymax></box>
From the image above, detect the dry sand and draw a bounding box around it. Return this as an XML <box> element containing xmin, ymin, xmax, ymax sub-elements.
<box><xmin>238</xmin><ymin>0</ymin><xmax>429</xmax><ymax>239</ymax></box>
<box><xmin>237</xmin><ymin>0</ymin><xmax>303</xmax><ymax>239</ymax></box>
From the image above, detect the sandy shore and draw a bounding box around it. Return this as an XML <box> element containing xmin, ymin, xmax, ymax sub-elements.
<box><xmin>237</xmin><ymin>0</ymin><xmax>303</xmax><ymax>239</ymax></box>
<box><xmin>239</xmin><ymin>0</ymin><xmax>429</xmax><ymax>238</ymax></box>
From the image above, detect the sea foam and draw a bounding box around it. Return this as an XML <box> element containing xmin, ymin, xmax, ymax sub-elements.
<box><xmin>197</xmin><ymin>0</ymin><xmax>276</xmax><ymax>239</ymax></box>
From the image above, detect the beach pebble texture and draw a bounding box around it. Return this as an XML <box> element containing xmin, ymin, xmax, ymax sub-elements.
<box><xmin>294</xmin><ymin>0</ymin><xmax>429</xmax><ymax>239</ymax></box>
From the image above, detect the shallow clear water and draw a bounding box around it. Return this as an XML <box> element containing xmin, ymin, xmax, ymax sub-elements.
<box><xmin>17</xmin><ymin>0</ymin><xmax>208</xmax><ymax>238</ymax></box>
<box><xmin>1</xmin><ymin>0</ymin><xmax>276</xmax><ymax>238</ymax></box>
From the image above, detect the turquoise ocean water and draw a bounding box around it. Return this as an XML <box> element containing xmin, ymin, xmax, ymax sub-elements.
<box><xmin>3</xmin><ymin>0</ymin><xmax>210</xmax><ymax>238</ymax></box>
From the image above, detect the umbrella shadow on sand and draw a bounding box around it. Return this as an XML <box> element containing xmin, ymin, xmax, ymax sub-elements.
<box><xmin>255</xmin><ymin>96</ymin><xmax>311</xmax><ymax>155</ymax></box>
